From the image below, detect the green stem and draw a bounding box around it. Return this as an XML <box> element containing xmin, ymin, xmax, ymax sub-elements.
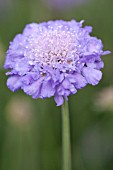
<box><xmin>61</xmin><ymin>99</ymin><xmax>71</xmax><ymax>170</ymax></box>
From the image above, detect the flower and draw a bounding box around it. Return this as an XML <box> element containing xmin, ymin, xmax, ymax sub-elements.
<box><xmin>4</xmin><ymin>20</ymin><xmax>110</xmax><ymax>106</ymax></box>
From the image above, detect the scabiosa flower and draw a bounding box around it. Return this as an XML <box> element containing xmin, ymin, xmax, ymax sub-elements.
<box><xmin>4</xmin><ymin>20</ymin><xmax>110</xmax><ymax>106</ymax></box>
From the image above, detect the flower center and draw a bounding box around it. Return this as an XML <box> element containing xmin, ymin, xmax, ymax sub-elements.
<box><xmin>26</xmin><ymin>29</ymin><xmax>78</xmax><ymax>68</ymax></box>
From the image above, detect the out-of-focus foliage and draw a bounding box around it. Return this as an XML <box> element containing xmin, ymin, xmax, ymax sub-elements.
<box><xmin>0</xmin><ymin>0</ymin><xmax>113</xmax><ymax>170</ymax></box>
<box><xmin>94</xmin><ymin>86</ymin><xmax>113</xmax><ymax>112</ymax></box>
<box><xmin>43</xmin><ymin>0</ymin><xmax>88</xmax><ymax>11</ymax></box>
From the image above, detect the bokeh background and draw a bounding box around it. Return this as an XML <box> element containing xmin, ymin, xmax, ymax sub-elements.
<box><xmin>0</xmin><ymin>0</ymin><xmax>113</xmax><ymax>170</ymax></box>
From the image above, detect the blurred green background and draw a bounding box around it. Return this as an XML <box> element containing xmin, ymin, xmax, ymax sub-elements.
<box><xmin>0</xmin><ymin>0</ymin><xmax>113</xmax><ymax>170</ymax></box>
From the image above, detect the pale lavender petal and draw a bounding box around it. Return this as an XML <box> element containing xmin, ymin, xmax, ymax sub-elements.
<box><xmin>62</xmin><ymin>79</ymin><xmax>70</xmax><ymax>89</ymax></box>
<box><xmin>41</xmin><ymin>79</ymin><xmax>55</xmax><ymax>98</ymax></box>
<box><xmin>102</xmin><ymin>50</ymin><xmax>111</xmax><ymax>55</ymax></box>
<box><xmin>7</xmin><ymin>76</ymin><xmax>22</xmax><ymax>92</ymax></box>
<box><xmin>82</xmin><ymin>67</ymin><xmax>102</xmax><ymax>85</ymax></box>
<box><xmin>23</xmin><ymin>77</ymin><xmax>44</xmax><ymax>98</ymax></box>
<box><xmin>54</xmin><ymin>94</ymin><xmax>64</xmax><ymax>106</ymax></box>
<box><xmin>74</xmin><ymin>73</ymin><xmax>87</xmax><ymax>89</ymax></box>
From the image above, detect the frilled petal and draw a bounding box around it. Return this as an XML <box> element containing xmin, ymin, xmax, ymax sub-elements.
<box><xmin>102</xmin><ymin>50</ymin><xmax>111</xmax><ymax>55</ymax></box>
<box><xmin>74</xmin><ymin>73</ymin><xmax>87</xmax><ymax>89</ymax></box>
<box><xmin>57</xmin><ymin>85</ymin><xmax>66</xmax><ymax>96</ymax></box>
<box><xmin>40</xmin><ymin>78</ymin><xmax>55</xmax><ymax>98</ymax></box>
<box><xmin>21</xmin><ymin>72</ymin><xmax>40</xmax><ymax>85</ymax></box>
<box><xmin>7</xmin><ymin>76</ymin><xmax>22</xmax><ymax>92</ymax></box>
<box><xmin>61</xmin><ymin>78</ymin><xmax>77</xmax><ymax>94</ymax></box>
<box><xmin>95</xmin><ymin>61</ymin><xmax>104</xmax><ymax>69</ymax></box>
<box><xmin>82</xmin><ymin>67</ymin><xmax>102</xmax><ymax>85</ymax></box>
<box><xmin>87</xmin><ymin>38</ymin><xmax>103</xmax><ymax>53</ymax></box>
<box><xmin>62</xmin><ymin>78</ymin><xmax>71</xmax><ymax>89</ymax></box>
<box><xmin>54</xmin><ymin>94</ymin><xmax>64</xmax><ymax>106</ymax></box>
<box><xmin>8</xmin><ymin>34</ymin><xmax>26</xmax><ymax>57</ymax></box>
<box><xmin>14</xmin><ymin>58</ymin><xmax>32</xmax><ymax>76</ymax></box>
<box><xmin>66</xmin><ymin>73</ymin><xmax>87</xmax><ymax>89</ymax></box>
<box><xmin>22</xmin><ymin>77</ymin><xmax>44</xmax><ymax>98</ymax></box>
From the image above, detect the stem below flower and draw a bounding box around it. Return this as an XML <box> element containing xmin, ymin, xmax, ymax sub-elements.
<box><xmin>61</xmin><ymin>99</ymin><xmax>71</xmax><ymax>170</ymax></box>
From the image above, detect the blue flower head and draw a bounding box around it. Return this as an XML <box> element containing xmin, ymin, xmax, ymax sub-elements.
<box><xmin>4</xmin><ymin>20</ymin><xmax>110</xmax><ymax>106</ymax></box>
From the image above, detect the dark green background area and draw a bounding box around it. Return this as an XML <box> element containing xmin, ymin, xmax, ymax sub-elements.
<box><xmin>0</xmin><ymin>0</ymin><xmax>113</xmax><ymax>170</ymax></box>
